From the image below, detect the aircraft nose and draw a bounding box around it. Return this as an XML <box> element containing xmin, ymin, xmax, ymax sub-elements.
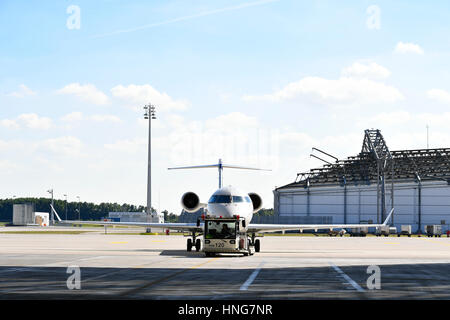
<box><xmin>207</xmin><ymin>204</ymin><xmax>235</xmax><ymax>218</ymax></box>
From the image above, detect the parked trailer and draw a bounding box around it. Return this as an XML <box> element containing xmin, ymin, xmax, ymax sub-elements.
<box><xmin>389</xmin><ymin>226</ymin><xmax>397</xmax><ymax>236</ymax></box>
<box><xmin>426</xmin><ymin>225</ymin><xmax>442</xmax><ymax>237</ymax></box>
<box><xmin>376</xmin><ymin>225</ymin><xmax>390</xmax><ymax>237</ymax></box>
<box><xmin>350</xmin><ymin>227</ymin><xmax>368</xmax><ymax>237</ymax></box>
<box><xmin>398</xmin><ymin>225</ymin><xmax>412</xmax><ymax>237</ymax></box>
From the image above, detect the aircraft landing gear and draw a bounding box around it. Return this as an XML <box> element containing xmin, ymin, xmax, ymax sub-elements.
<box><xmin>187</xmin><ymin>232</ymin><xmax>201</xmax><ymax>252</ymax></box>
<box><xmin>249</xmin><ymin>233</ymin><xmax>260</xmax><ymax>253</ymax></box>
<box><xmin>254</xmin><ymin>239</ymin><xmax>260</xmax><ymax>253</ymax></box>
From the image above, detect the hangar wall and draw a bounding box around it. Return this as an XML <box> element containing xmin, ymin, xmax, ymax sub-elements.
<box><xmin>274</xmin><ymin>181</ymin><xmax>450</xmax><ymax>232</ymax></box>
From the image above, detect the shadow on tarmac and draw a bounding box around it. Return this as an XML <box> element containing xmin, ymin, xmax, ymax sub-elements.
<box><xmin>0</xmin><ymin>263</ymin><xmax>449</xmax><ymax>300</ymax></box>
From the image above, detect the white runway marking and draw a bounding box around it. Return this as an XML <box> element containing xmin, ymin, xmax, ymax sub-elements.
<box><xmin>329</xmin><ymin>262</ymin><xmax>365</xmax><ymax>292</ymax></box>
<box><xmin>240</xmin><ymin>261</ymin><xmax>265</xmax><ymax>291</ymax></box>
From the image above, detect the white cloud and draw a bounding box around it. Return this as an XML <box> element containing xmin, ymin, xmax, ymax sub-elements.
<box><xmin>427</xmin><ymin>89</ymin><xmax>450</xmax><ymax>104</ymax></box>
<box><xmin>0</xmin><ymin>119</ymin><xmax>20</xmax><ymax>129</ymax></box>
<box><xmin>0</xmin><ymin>160</ymin><xmax>19</xmax><ymax>174</ymax></box>
<box><xmin>243</xmin><ymin>61</ymin><xmax>402</xmax><ymax>106</ymax></box>
<box><xmin>90</xmin><ymin>114</ymin><xmax>121</xmax><ymax>123</ymax></box>
<box><xmin>111</xmin><ymin>84</ymin><xmax>189</xmax><ymax>112</ymax></box>
<box><xmin>57</xmin><ymin>83</ymin><xmax>109</xmax><ymax>105</ymax></box>
<box><xmin>205</xmin><ymin>112</ymin><xmax>259</xmax><ymax>132</ymax></box>
<box><xmin>18</xmin><ymin>113</ymin><xmax>52</xmax><ymax>130</ymax></box>
<box><xmin>394</xmin><ymin>42</ymin><xmax>424</xmax><ymax>55</ymax></box>
<box><xmin>7</xmin><ymin>84</ymin><xmax>37</xmax><ymax>98</ymax></box>
<box><xmin>341</xmin><ymin>61</ymin><xmax>391</xmax><ymax>80</ymax></box>
<box><xmin>243</xmin><ymin>76</ymin><xmax>403</xmax><ymax>106</ymax></box>
<box><xmin>1</xmin><ymin>114</ymin><xmax>52</xmax><ymax>130</ymax></box>
<box><xmin>61</xmin><ymin>111</ymin><xmax>83</xmax><ymax>122</ymax></box>
<box><xmin>104</xmin><ymin>138</ymin><xmax>146</xmax><ymax>153</ymax></box>
<box><xmin>356</xmin><ymin>111</ymin><xmax>412</xmax><ymax>127</ymax></box>
<box><xmin>37</xmin><ymin>136</ymin><xmax>83</xmax><ymax>156</ymax></box>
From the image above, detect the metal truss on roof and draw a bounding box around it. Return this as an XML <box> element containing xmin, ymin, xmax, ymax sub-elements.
<box><xmin>291</xmin><ymin>147</ymin><xmax>450</xmax><ymax>187</ymax></box>
<box><xmin>287</xmin><ymin>130</ymin><xmax>450</xmax><ymax>188</ymax></box>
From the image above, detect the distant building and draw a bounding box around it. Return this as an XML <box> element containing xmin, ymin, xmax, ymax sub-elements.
<box><xmin>108</xmin><ymin>211</ymin><xmax>164</xmax><ymax>223</ymax></box>
<box><xmin>12</xmin><ymin>204</ymin><xmax>35</xmax><ymax>225</ymax></box>
<box><xmin>34</xmin><ymin>212</ymin><xmax>49</xmax><ymax>226</ymax></box>
<box><xmin>12</xmin><ymin>204</ymin><xmax>49</xmax><ymax>227</ymax></box>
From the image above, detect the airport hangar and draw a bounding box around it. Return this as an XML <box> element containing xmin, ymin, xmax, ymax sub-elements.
<box><xmin>272</xmin><ymin>129</ymin><xmax>450</xmax><ymax>233</ymax></box>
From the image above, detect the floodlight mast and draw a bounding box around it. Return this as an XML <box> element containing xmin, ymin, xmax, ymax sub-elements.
<box><xmin>144</xmin><ymin>104</ymin><xmax>156</xmax><ymax>226</ymax></box>
<box><xmin>47</xmin><ymin>189</ymin><xmax>54</xmax><ymax>225</ymax></box>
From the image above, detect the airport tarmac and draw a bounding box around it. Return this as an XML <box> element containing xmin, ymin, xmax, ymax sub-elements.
<box><xmin>0</xmin><ymin>226</ymin><xmax>450</xmax><ymax>300</ymax></box>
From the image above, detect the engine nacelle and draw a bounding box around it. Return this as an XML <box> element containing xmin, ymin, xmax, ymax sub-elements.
<box><xmin>248</xmin><ymin>192</ymin><xmax>263</xmax><ymax>213</ymax></box>
<box><xmin>181</xmin><ymin>192</ymin><xmax>203</xmax><ymax>213</ymax></box>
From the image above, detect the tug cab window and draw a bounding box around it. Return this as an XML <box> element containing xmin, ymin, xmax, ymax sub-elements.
<box><xmin>205</xmin><ymin>221</ymin><xmax>237</xmax><ymax>239</ymax></box>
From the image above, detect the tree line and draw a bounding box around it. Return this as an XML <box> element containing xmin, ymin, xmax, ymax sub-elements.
<box><xmin>0</xmin><ymin>197</ymin><xmax>149</xmax><ymax>222</ymax></box>
<box><xmin>0</xmin><ymin>197</ymin><xmax>273</xmax><ymax>223</ymax></box>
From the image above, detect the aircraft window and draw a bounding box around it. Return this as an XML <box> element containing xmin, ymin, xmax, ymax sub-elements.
<box><xmin>244</xmin><ymin>197</ymin><xmax>251</xmax><ymax>203</ymax></box>
<box><xmin>208</xmin><ymin>195</ymin><xmax>232</xmax><ymax>203</ymax></box>
<box><xmin>232</xmin><ymin>196</ymin><xmax>244</xmax><ymax>202</ymax></box>
<box><xmin>205</xmin><ymin>221</ymin><xmax>236</xmax><ymax>239</ymax></box>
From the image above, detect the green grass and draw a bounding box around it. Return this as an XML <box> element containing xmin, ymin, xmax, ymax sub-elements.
<box><xmin>0</xmin><ymin>231</ymin><xmax>92</xmax><ymax>235</ymax></box>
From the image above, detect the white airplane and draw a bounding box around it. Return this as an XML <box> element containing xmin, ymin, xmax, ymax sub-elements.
<box><xmin>58</xmin><ymin>159</ymin><xmax>393</xmax><ymax>257</ymax></box>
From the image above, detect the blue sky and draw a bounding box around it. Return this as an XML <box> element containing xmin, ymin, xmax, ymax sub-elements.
<box><xmin>2</xmin><ymin>0</ymin><xmax>450</xmax><ymax>214</ymax></box>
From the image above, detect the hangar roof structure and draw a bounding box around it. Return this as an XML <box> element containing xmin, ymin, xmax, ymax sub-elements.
<box><xmin>277</xmin><ymin>129</ymin><xmax>450</xmax><ymax>190</ymax></box>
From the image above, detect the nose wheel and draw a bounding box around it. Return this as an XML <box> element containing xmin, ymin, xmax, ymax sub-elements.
<box><xmin>186</xmin><ymin>233</ymin><xmax>202</xmax><ymax>252</ymax></box>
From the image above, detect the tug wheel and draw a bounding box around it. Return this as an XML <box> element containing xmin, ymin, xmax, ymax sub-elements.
<box><xmin>255</xmin><ymin>239</ymin><xmax>260</xmax><ymax>253</ymax></box>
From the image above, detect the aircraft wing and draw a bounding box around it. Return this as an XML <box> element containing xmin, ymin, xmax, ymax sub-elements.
<box><xmin>248</xmin><ymin>209</ymin><xmax>394</xmax><ymax>233</ymax></box>
<box><xmin>59</xmin><ymin>220</ymin><xmax>203</xmax><ymax>233</ymax></box>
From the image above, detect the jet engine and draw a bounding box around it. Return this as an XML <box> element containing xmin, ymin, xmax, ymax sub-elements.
<box><xmin>181</xmin><ymin>192</ymin><xmax>203</xmax><ymax>213</ymax></box>
<box><xmin>248</xmin><ymin>192</ymin><xmax>263</xmax><ymax>213</ymax></box>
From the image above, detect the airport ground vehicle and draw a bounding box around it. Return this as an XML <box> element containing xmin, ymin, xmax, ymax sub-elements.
<box><xmin>398</xmin><ymin>225</ymin><xmax>412</xmax><ymax>237</ymax></box>
<box><xmin>426</xmin><ymin>225</ymin><xmax>442</xmax><ymax>237</ymax></box>
<box><xmin>350</xmin><ymin>227</ymin><xmax>368</xmax><ymax>237</ymax></box>
<box><xmin>201</xmin><ymin>216</ymin><xmax>257</xmax><ymax>256</ymax></box>
<box><xmin>376</xmin><ymin>225</ymin><xmax>390</xmax><ymax>237</ymax></box>
<box><xmin>328</xmin><ymin>229</ymin><xmax>346</xmax><ymax>237</ymax></box>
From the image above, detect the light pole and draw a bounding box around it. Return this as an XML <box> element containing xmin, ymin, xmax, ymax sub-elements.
<box><xmin>64</xmin><ymin>194</ymin><xmax>68</xmax><ymax>220</ymax></box>
<box><xmin>47</xmin><ymin>189</ymin><xmax>54</xmax><ymax>225</ymax></box>
<box><xmin>76</xmin><ymin>196</ymin><xmax>80</xmax><ymax>220</ymax></box>
<box><xmin>144</xmin><ymin>104</ymin><xmax>157</xmax><ymax>230</ymax></box>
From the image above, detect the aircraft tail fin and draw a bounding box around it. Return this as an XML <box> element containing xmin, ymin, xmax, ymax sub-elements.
<box><xmin>382</xmin><ymin>208</ymin><xmax>394</xmax><ymax>226</ymax></box>
<box><xmin>168</xmin><ymin>158</ymin><xmax>270</xmax><ymax>188</ymax></box>
<box><xmin>50</xmin><ymin>204</ymin><xmax>62</xmax><ymax>222</ymax></box>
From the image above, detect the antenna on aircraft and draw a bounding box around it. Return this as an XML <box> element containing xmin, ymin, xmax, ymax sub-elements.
<box><xmin>168</xmin><ymin>158</ymin><xmax>271</xmax><ymax>188</ymax></box>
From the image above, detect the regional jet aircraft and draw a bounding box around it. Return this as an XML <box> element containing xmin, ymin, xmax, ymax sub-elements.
<box><xmin>58</xmin><ymin>159</ymin><xmax>393</xmax><ymax>256</ymax></box>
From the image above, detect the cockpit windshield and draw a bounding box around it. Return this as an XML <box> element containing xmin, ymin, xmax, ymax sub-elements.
<box><xmin>208</xmin><ymin>195</ymin><xmax>252</xmax><ymax>203</ymax></box>
<box><xmin>205</xmin><ymin>221</ymin><xmax>237</xmax><ymax>239</ymax></box>
<box><xmin>208</xmin><ymin>195</ymin><xmax>232</xmax><ymax>203</ymax></box>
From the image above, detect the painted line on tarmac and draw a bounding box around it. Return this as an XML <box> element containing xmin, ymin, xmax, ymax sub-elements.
<box><xmin>119</xmin><ymin>257</ymin><xmax>219</xmax><ymax>297</ymax></box>
<box><xmin>240</xmin><ymin>261</ymin><xmax>265</xmax><ymax>291</ymax></box>
<box><xmin>329</xmin><ymin>262</ymin><xmax>365</xmax><ymax>293</ymax></box>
